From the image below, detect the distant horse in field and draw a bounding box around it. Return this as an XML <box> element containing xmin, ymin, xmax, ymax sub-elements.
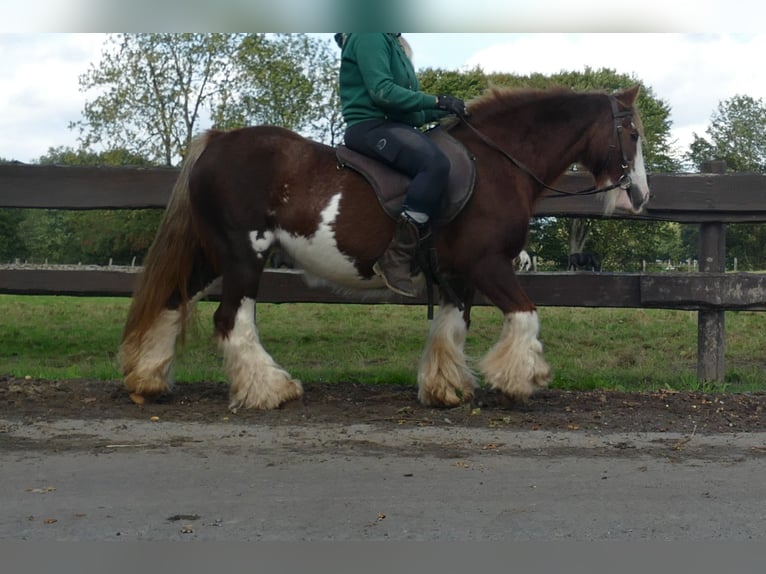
<box><xmin>120</xmin><ymin>85</ymin><xmax>650</xmax><ymax>410</ymax></box>
<box><xmin>568</xmin><ymin>252</ymin><xmax>602</xmax><ymax>271</ymax></box>
<box><xmin>514</xmin><ymin>249</ymin><xmax>532</xmax><ymax>272</ymax></box>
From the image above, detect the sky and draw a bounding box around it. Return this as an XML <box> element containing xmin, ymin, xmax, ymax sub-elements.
<box><xmin>2</xmin><ymin>27</ymin><xmax>766</xmax><ymax>163</ymax></box>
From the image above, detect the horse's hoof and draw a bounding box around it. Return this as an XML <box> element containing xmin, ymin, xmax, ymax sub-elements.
<box><xmin>129</xmin><ymin>392</ymin><xmax>147</xmax><ymax>405</ymax></box>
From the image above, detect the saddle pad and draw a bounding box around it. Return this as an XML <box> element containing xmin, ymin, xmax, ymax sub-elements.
<box><xmin>336</xmin><ymin>126</ymin><xmax>476</xmax><ymax>226</ymax></box>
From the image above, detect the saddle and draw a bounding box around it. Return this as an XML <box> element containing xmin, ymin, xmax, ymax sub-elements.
<box><xmin>336</xmin><ymin>125</ymin><xmax>476</xmax><ymax>226</ymax></box>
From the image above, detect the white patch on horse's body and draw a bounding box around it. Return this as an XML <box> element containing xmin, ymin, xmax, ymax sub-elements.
<box><xmin>276</xmin><ymin>192</ymin><xmax>385</xmax><ymax>289</ymax></box>
<box><xmin>418</xmin><ymin>305</ymin><xmax>476</xmax><ymax>406</ymax></box>
<box><xmin>479</xmin><ymin>310</ymin><xmax>551</xmax><ymax>402</ymax></box>
<box><xmin>222</xmin><ymin>297</ymin><xmax>303</xmax><ymax>410</ymax></box>
<box><xmin>249</xmin><ymin>229</ymin><xmax>275</xmax><ymax>259</ymax></box>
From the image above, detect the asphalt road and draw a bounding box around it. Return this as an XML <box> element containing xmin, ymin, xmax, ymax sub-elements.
<box><xmin>2</xmin><ymin>417</ymin><xmax>766</xmax><ymax>541</ymax></box>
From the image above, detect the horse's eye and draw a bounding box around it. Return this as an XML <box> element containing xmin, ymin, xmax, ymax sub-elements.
<box><xmin>630</xmin><ymin>132</ymin><xmax>639</xmax><ymax>142</ymax></box>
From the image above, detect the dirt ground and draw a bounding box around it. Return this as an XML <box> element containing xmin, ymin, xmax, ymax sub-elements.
<box><xmin>1</xmin><ymin>375</ymin><xmax>764</xmax><ymax>436</ymax></box>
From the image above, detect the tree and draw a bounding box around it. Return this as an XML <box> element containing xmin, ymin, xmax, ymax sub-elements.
<box><xmin>215</xmin><ymin>34</ymin><xmax>343</xmax><ymax>145</ymax></box>
<box><xmin>73</xmin><ymin>34</ymin><xmax>241</xmax><ymax>166</ymax></box>
<box><xmin>418</xmin><ymin>66</ymin><xmax>490</xmax><ymax>102</ymax></box>
<box><xmin>72</xmin><ymin>34</ymin><xmax>342</xmax><ymax>166</ymax></box>
<box><xmin>685</xmin><ymin>94</ymin><xmax>766</xmax><ymax>173</ymax></box>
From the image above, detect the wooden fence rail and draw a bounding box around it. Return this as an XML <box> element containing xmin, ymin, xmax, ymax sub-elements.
<box><xmin>3</xmin><ymin>164</ymin><xmax>766</xmax><ymax>383</ymax></box>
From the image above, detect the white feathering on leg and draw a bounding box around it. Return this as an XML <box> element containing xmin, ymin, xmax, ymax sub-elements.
<box><xmin>222</xmin><ymin>297</ymin><xmax>303</xmax><ymax>410</ymax></box>
<box><xmin>480</xmin><ymin>310</ymin><xmax>551</xmax><ymax>402</ymax></box>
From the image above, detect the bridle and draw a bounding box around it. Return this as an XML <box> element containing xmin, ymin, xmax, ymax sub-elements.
<box><xmin>459</xmin><ymin>94</ymin><xmax>635</xmax><ymax>198</ymax></box>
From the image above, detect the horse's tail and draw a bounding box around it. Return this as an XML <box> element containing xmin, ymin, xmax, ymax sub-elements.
<box><xmin>121</xmin><ymin>133</ymin><xmax>211</xmax><ymax>346</ymax></box>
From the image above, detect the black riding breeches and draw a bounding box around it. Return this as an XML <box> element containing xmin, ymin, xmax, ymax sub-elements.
<box><xmin>343</xmin><ymin>119</ymin><xmax>450</xmax><ymax>218</ymax></box>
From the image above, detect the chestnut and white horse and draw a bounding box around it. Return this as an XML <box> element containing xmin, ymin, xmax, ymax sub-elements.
<box><xmin>120</xmin><ymin>85</ymin><xmax>650</xmax><ymax>410</ymax></box>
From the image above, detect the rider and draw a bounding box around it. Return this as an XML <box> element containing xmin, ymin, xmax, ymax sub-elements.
<box><xmin>336</xmin><ymin>33</ymin><xmax>468</xmax><ymax>297</ymax></box>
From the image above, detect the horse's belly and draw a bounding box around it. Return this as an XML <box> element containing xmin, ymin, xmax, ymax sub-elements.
<box><xmin>275</xmin><ymin>230</ymin><xmax>382</xmax><ymax>290</ymax></box>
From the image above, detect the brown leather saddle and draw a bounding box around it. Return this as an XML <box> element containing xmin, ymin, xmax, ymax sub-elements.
<box><xmin>336</xmin><ymin>125</ymin><xmax>476</xmax><ymax>226</ymax></box>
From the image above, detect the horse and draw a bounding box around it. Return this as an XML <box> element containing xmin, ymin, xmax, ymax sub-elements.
<box><xmin>514</xmin><ymin>249</ymin><xmax>532</xmax><ymax>272</ymax></box>
<box><xmin>119</xmin><ymin>84</ymin><xmax>650</xmax><ymax>410</ymax></box>
<box><xmin>568</xmin><ymin>251</ymin><xmax>601</xmax><ymax>271</ymax></box>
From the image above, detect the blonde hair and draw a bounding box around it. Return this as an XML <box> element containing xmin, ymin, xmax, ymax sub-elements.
<box><xmin>398</xmin><ymin>34</ymin><xmax>413</xmax><ymax>61</ymax></box>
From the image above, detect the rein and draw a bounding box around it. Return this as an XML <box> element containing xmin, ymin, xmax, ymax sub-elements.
<box><xmin>459</xmin><ymin>95</ymin><xmax>634</xmax><ymax>198</ymax></box>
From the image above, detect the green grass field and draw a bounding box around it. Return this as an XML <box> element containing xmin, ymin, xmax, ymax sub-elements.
<box><xmin>1</xmin><ymin>294</ymin><xmax>764</xmax><ymax>392</ymax></box>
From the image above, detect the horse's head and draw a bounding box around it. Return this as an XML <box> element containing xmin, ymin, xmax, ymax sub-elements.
<box><xmin>590</xmin><ymin>85</ymin><xmax>651</xmax><ymax>215</ymax></box>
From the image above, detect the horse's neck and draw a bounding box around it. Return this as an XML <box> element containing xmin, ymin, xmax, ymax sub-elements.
<box><xmin>471</xmin><ymin>96</ymin><xmax>598</xmax><ymax>186</ymax></box>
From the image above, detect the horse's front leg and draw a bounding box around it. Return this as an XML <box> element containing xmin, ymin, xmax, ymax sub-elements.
<box><xmin>417</xmin><ymin>300</ymin><xmax>476</xmax><ymax>407</ymax></box>
<box><xmin>473</xmin><ymin>256</ymin><xmax>551</xmax><ymax>403</ymax></box>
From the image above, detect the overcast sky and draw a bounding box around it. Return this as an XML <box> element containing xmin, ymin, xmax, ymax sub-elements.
<box><xmin>2</xmin><ymin>31</ymin><xmax>766</xmax><ymax>164</ymax></box>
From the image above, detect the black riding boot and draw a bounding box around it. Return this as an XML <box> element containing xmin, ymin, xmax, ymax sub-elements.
<box><xmin>373</xmin><ymin>213</ymin><xmax>427</xmax><ymax>298</ymax></box>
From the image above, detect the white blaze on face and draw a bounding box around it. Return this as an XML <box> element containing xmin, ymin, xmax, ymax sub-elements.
<box><xmin>605</xmin><ymin>136</ymin><xmax>651</xmax><ymax>215</ymax></box>
<box><xmin>629</xmin><ymin>138</ymin><xmax>650</xmax><ymax>206</ymax></box>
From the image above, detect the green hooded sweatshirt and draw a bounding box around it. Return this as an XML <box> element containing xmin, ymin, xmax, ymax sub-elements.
<box><xmin>338</xmin><ymin>33</ymin><xmax>446</xmax><ymax>128</ymax></box>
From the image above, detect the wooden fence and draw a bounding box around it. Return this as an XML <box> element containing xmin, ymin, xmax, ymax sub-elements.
<box><xmin>2</xmin><ymin>163</ymin><xmax>766</xmax><ymax>383</ymax></box>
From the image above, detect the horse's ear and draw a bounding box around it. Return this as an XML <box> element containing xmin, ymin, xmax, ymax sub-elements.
<box><xmin>616</xmin><ymin>84</ymin><xmax>641</xmax><ymax>106</ymax></box>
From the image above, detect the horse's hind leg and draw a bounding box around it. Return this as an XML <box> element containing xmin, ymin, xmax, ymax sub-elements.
<box><xmin>216</xmin><ymin>258</ymin><xmax>303</xmax><ymax>411</ymax></box>
<box><xmin>119</xmin><ymin>250</ymin><xmax>216</xmax><ymax>404</ymax></box>
<box><xmin>119</xmin><ymin>250</ymin><xmax>217</xmax><ymax>404</ymax></box>
<box><xmin>417</xmin><ymin>283</ymin><xmax>477</xmax><ymax>407</ymax></box>
<box><xmin>121</xmin><ymin>308</ymin><xmax>183</xmax><ymax>404</ymax></box>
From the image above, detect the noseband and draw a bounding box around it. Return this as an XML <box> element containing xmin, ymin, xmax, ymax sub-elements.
<box><xmin>461</xmin><ymin>94</ymin><xmax>635</xmax><ymax>198</ymax></box>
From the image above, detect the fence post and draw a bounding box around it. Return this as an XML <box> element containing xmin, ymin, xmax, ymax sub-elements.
<box><xmin>697</xmin><ymin>160</ymin><xmax>727</xmax><ymax>382</ymax></box>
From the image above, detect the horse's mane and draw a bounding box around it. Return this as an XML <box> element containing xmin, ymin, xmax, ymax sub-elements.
<box><xmin>467</xmin><ymin>84</ymin><xmax>644</xmax><ymax>134</ymax></box>
<box><xmin>468</xmin><ymin>85</ymin><xmax>577</xmax><ymax>114</ymax></box>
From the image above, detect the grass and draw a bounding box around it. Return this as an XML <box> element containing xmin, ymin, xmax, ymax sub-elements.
<box><xmin>1</xmin><ymin>294</ymin><xmax>764</xmax><ymax>392</ymax></box>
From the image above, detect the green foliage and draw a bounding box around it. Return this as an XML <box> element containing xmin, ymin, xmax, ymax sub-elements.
<box><xmin>16</xmin><ymin>210</ymin><xmax>71</xmax><ymax>263</ymax></box>
<box><xmin>15</xmin><ymin>208</ymin><xmax>161</xmax><ymax>265</ymax></box>
<box><xmin>685</xmin><ymin>94</ymin><xmax>766</xmax><ymax>172</ymax></box>
<box><xmin>0</xmin><ymin>209</ymin><xmax>26</xmax><ymax>262</ymax></box>
<box><xmin>73</xmin><ymin>33</ymin><xmax>342</xmax><ymax>165</ymax></box>
<box><xmin>588</xmin><ymin>220</ymin><xmax>682</xmax><ymax>271</ymax></box>
<box><xmin>215</xmin><ymin>34</ymin><xmax>343</xmax><ymax>145</ymax></box>
<box><xmin>73</xmin><ymin>33</ymin><xmax>242</xmax><ymax>166</ymax></box>
<box><xmin>417</xmin><ymin>66</ymin><xmax>490</xmax><ymax>100</ymax></box>
<box><xmin>0</xmin><ymin>146</ymin><xmax>25</xmax><ymax>260</ymax></box>
<box><xmin>37</xmin><ymin>146</ymin><xmax>153</xmax><ymax>167</ymax></box>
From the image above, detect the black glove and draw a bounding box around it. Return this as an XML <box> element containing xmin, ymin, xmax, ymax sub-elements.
<box><xmin>436</xmin><ymin>94</ymin><xmax>468</xmax><ymax>117</ymax></box>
